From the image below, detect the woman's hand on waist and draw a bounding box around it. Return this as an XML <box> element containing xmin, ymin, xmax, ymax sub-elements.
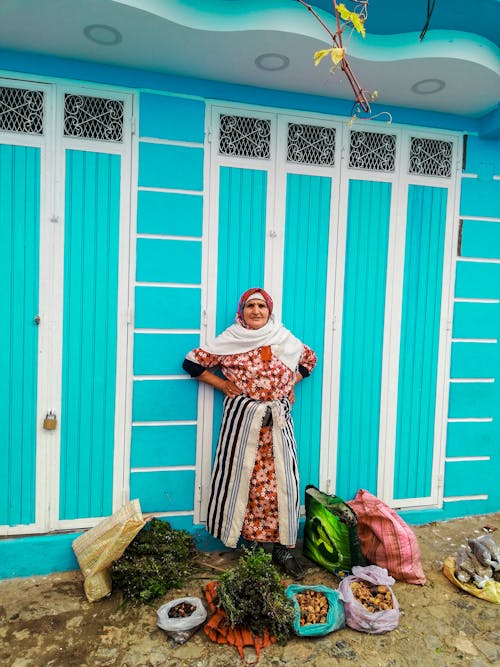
<box><xmin>220</xmin><ymin>379</ymin><xmax>243</xmax><ymax>398</ymax></box>
<box><xmin>288</xmin><ymin>371</ymin><xmax>303</xmax><ymax>404</ymax></box>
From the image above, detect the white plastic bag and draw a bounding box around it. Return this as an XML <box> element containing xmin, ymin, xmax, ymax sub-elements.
<box><xmin>157</xmin><ymin>597</ymin><xmax>207</xmax><ymax>644</ymax></box>
<box><xmin>338</xmin><ymin>565</ymin><xmax>400</xmax><ymax>634</ymax></box>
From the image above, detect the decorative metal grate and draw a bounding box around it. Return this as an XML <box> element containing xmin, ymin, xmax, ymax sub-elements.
<box><xmin>0</xmin><ymin>87</ymin><xmax>44</xmax><ymax>134</ymax></box>
<box><xmin>409</xmin><ymin>137</ymin><xmax>453</xmax><ymax>177</ymax></box>
<box><xmin>287</xmin><ymin>123</ymin><xmax>336</xmax><ymax>166</ymax></box>
<box><xmin>64</xmin><ymin>94</ymin><xmax>124</xmax><ymax>141</ymax></box>
<box><xmin>219</xmin><ymin>114</ymin><xmax>271</xmax><ymax>159</ymax></box>
<box><xmin>349</xmin><ymin>130</ymin><xmax>396</xmax><ymax>171</ymax></box>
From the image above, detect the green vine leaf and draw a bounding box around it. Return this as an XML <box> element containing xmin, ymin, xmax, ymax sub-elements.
<box><xmin>314</xmin><ymin>47</ymin><xmax>345</xmax><ymax>66</ymax></box>
<box><xmin>337</xmin><ymin>3</ymin><xmax>366</xmax><ymax>37</ymax></box>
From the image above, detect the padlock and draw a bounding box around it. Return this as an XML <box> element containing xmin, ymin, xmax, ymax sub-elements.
<box><xmin>43</xmin><ymin>411</ymin><xmax>57</xmax><ymax>430</ymax></box>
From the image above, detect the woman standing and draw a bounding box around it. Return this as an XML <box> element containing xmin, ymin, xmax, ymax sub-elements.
<box><xmin>183</xmin><ymin>288</ymin><xmax>316</xmax><ymax>579</ymax></box>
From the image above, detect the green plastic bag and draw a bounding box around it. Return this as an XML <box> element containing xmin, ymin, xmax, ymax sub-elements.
<box><xmin>286</xmin><ymin>584</ymin><xmax>345</xmax><ymax>636</ymax></box>
<box><xmin>302</xmin><ymin>485</ymin><xmax>366</xmax><ymax>574</ymax></box>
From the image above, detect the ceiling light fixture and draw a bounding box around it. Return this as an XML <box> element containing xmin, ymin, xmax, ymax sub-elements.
<box><xmin>83</xmin><ymin>24</ymin><xmax>123</xmax><ymax>46</ymax></box>
<box><xmin>411</xmin><ymin>78</ymin><xmax>446</xmax><ymax>95</ymax></box>
<box><xmin>255</xmin><ymin>53</ymin><xmax>290</xmax><ymax>71</ymax></box>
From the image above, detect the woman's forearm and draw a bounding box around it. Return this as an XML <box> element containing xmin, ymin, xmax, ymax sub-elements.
<box><xmin>197</xmin><ymin>370</ymin><xmax>226</xmax><ymax>392</ymax></box>
<box><xmin>197</xmin><ymin>370</ymin><xmax>242</xmax><ymax>397</ymax></box>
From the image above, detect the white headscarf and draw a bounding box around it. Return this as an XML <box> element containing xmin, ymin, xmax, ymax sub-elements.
<box><xmin>201</xmin><ymin>314</ymin><xmax>304</xmax><ymax>372</ymax></box>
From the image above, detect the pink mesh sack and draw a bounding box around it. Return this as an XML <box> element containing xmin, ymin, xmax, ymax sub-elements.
<box><xmin>347</xmin><ymin>489</ymin><xmax>426</xmax><ymax>585</ymax></box>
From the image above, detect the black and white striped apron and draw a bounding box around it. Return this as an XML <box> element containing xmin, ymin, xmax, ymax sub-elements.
<box><xmin>206</xmin><ymin>394</ymin><xmax>300</xmax><ymax>548</ymax></box>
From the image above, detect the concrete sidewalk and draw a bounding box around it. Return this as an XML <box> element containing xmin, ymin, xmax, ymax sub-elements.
<box><xmin>1</xmin><ymin>513</ymin><xmax>499</xmax><ymax>667</ymax></box>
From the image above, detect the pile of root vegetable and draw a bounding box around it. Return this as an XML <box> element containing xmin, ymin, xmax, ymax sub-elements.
<box><xmin>350</xmin><ymin>581</ymin><xmax>393</xmax><ymax>612</ymax></box>
<box><xmin>168</xmin><ymin>601</ymin><xmax>196</xmax><ymax>618</ymax></box>
<box><xmin>296</xmin><ymin>589</ymin><xmax>329</xmax><ymax>626</ymax></box>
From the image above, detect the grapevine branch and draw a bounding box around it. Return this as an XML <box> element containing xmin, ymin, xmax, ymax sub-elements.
<box><xmin>296</xmin><ymin>0</ymin><xmax>372</xmax><ymax>113</ymax></box>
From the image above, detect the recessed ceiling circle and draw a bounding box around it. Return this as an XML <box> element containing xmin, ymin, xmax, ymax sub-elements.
<box><xmin>255</xmin><ymin>53</ymin><xmax>290</xmax><ymax>71</ymax></box>
<box><xmin>83</xmin><ymin>24</ymin><xmax>123</xmax><ymax>46</ymax></box>
<box><xmin>411</xmin><ymin>79</ymin><xmax>446</xmax><ymax>95</ymax></box>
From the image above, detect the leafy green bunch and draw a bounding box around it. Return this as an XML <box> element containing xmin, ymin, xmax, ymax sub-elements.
<box><xmin>111</xmin><ymin>519</ymin><xmax>198</xmax><ymax>603</ymax></box>
<box><xmin>216</xmin><ymin>547</ymin><xmax>295</xmax><ymax>644</ymax></box>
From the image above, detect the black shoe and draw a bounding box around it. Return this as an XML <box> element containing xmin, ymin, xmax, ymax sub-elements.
<box><xmin>272</xmin><ymin>544</ymin><xmax>305</xmax><ymax>580</ymax></box>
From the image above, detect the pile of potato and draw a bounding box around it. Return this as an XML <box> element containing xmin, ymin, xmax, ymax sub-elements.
<box><xmin>350</xmin><ymin>581</ymin><xmax>393</xmax><ymax>613</ymax></box>
<box><xmin>296</xmin><ymin>589</ymin><xmax>329</xmax><ymax>626</ymax></box>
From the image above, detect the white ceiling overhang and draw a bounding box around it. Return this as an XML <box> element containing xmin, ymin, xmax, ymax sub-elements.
<box><xmin>0</xmin><ymin>0</ymin><xmax>499</xmax><ymax>134</ymax></box>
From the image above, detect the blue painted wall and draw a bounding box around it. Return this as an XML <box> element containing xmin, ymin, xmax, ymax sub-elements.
<box><xmin>446</xmin><ymin>136</ymin><xmax>500</xmax><ymax>512</ymax></box>
<box><xmin>0</xmin><ymin>48</ymin><xmax>484</xmax><ymax>135</ymax></box>
<box><xmin>402</xmin><ymin>133</ymin><xmax>500</xmax><ymax>523</ymax></box>
<box><xmin>131</xmin><ymin>91</ymin><xmax>205</xmax><ymax>523</ymax></box>
<box><xmin>0</xmin><ymin>49</ymin><xmax>499</xmax><ymax>578</ymax></box>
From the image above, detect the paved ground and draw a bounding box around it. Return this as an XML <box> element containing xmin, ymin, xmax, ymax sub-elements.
<box><xmin>1</xmin><ymin>512</ymin><xmax>499</xmax><ymax>667</ymax></box>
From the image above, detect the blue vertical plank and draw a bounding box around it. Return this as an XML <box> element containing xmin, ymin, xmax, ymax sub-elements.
<box><xmin>282</xmin><ymin>173</ymin><xmax>331</xmax><ymax>500</ymax></box>
<box><xmin>0</xmin><ymin>145</ymin><xmax>40</xmax><ymax>526</ymax></box>
<box><xmin>213</xmin><ymin>166</ymin><xmax>267</xmax><ymax>456</ymax></box>
<box><xmin>216</xmin><ymin>167</ymin><xmax>267</xmax><ymax>332</ymax></box>
<box><xmin>394</xmin><ymin>186</ymin><xmax>447</xmax><ymax>499</ymax></box>
<box><xmin>336</xmin><ymin>180</ymin><xmax>392</xmax><ymax>500</ymax></box>
<box><xmin>59</xmin><ymin>150</ymin><xmax>120</xmax><ymax>519</ymax></box>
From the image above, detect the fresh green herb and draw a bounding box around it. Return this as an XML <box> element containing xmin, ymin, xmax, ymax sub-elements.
<box><xmin>112</xmin><ymin>519</ymin><xmax>198</xmax><ymax>603</ymax></box>
<box><xmin>216</xmin><ymin>547</ymin><xmax>295</xmax><ymax>644</ymax></box>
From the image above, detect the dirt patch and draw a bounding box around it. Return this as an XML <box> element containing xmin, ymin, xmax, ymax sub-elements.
<box><xmin>1</xmin><ymin>513</ymin><xmax>499</xmax><ymax>667</ymax></box>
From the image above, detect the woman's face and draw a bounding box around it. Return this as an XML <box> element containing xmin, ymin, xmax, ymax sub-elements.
<box><xmin>243</xmin><ymin>298</ymin><xmax>270</xmax><ymax>329</ymax></box>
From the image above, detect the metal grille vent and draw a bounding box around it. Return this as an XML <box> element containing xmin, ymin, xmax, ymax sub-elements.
<box><xmin>219</xmin><ymin>114</ymin><xmax>271</xmax><ymax>159</ymax></box>
<box><xmin>64</xmin><ymin>94</ymin><xmax>124</xmax><ymax>141</ymax></box>
<box><xmin>0</xmin><ymin>87</ymin><xmax>44</xmax><ymax>134</ymax></box>
<box><xmin>409</xmin><ymin>137</ymin><xmax>453</xmax><ymax>177</ymax></box>
<box><xmin>287</xmin><ymin>123</ymin><xmax>336</xmax><ymax>166</ymax></box>
<box><xmin>349</xmin><ymin>130</ymin><xmax>396</xmax><ymax>171</ymax></box>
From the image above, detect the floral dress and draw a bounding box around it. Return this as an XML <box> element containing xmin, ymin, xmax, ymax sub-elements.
<box><xmin>186</xmin><ymin>344</ymin><xmax>317</xmax><ymax>543</ymax></box>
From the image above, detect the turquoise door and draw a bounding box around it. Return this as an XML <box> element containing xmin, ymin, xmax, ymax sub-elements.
<box><xmin>282</xmin><ymin>173</ymin><xmax>332</xmax><ymax>500</ymax></box>
<box><xmin>0</xmin><ymin>145</ymin><xmax>124</xmax><ymax>531</ymax></box>
<box><xmin>0</xmin><ymin>143</ymin><xmax>40</xmax><ymax>529</ymax></box>
<box><xmin>212</xmin><ymin>166</ymin><xmax>268</xmax><ymax>457</ymax></box>
<box><xmin>0</xmin><ymin>82</ymin><xmax>131</xmax><ymax>536</ymax></box>
<box><xmin>335</xmin><ymin>179</ymin><xmax>392</xmax><ymax>499</ymax></box>
<box><xmin>203</xmin><ymin>111</ymin><xmax>343</xmax><ymax>522</ymax></box>
<box><xmin>203</xmin><ymin>110</ymin><xmax>458</xmax><ymax>522</ymax></box>
<box><xmin>393</xmin><ymin>185</ymin><xmax>448</xmax><ymax>502</ymax></box>
<box><xmin>59</xmin><ymin>149</ymin><xmax>121</xmax><ymax>520</ymax></box>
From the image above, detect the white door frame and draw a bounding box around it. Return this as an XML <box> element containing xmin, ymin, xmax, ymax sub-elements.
<box><xmin>196</xmin><ymin>103</ymin><xmax>462</xmax><ymax>522</ymax></box>
<box><xmin>196</xmin><ymin>103</ymin><xmax>345</xmax><ymax>522</ymax></box>
<box><xmin>0</xmin><ymin>75</ymin><xmax>136</xmax><ymax>535</ymax></box>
